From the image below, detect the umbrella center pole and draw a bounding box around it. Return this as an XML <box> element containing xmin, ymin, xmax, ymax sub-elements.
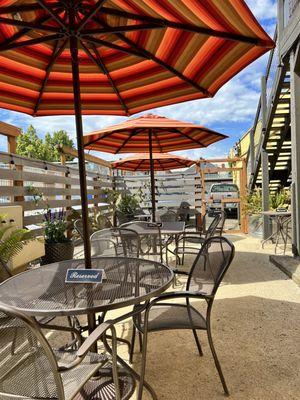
<box><xmin>148</xmin><ymin>129</ymin><xmax>156</xmax><ymax>222</ymax></box>
<box><xmin>70</xmin><ymin>37</ymin><xmax>92</xmax><ymax>269</ymax></box>
<box><xmin>69</xmin><ymin>8</ymin><xmax>96</xmax><ymax>341</ymax></box>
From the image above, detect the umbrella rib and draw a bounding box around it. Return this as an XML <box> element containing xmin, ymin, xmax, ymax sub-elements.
<box><xmin>157</xmin><ymin>159</ymin><xmax>165</xmax><ymax>171</ymax></box>
<box><xmin>77</xmin><ymin>0</ymin><xmax>107</xmax><ymax>32</ymax></box>
<box><xmin>115</xmin><ymin>129</ymin><xmax>144</xmax><ymax>153</ymax></box>
<box><xmin>115</xmin><ymin>33</ymin><xmax>211</xmax><ymax>96</ymax></box>
<box><xmin>0</xmin><ymin>17</ymin><xmax>62</xmax><ymax>33</ymax></box>
<box><xmin>0</xmin><ymin>3</ymin><xmax>62</xmax><ymax>14</ymax></box>
<box><xmin>37</xmin><ymin>0</ymin><xmax>67</xmax><ymax>30</ymax></box>
<box><xmin>87</xmin><ymin>17</ymin><xmax>210</xmax><ymax>96</ymax></box>
<box><xmin>171</xmin><ymin>128</ymin><xmax>207</xmax><ymax>147</ymax></box>
<box><xmin>135</xmin><ymin>158</ymin><xmax>145</xmax><ymax>172</ymax></box>
<box><xmin>82</xmin><ymin>35</ymin><xmax>143</xmax><ymax>58</ymax></box>
<box><xmin>153</xmin><ymin>130</ymin><xmax>163</xmax><ymax>152</ymax></box>
<box><xmin>34</xmin><ymin>39</ymin><xmax>68</xmax><ymax>115</ymax></box>
<box><xmin>80</xmin><ymin>41</ymin><xmax>129</xmax><ymax>115</ymax></box>
<box><xmin>100</xmin><ymin>7</ymin><xmax>264</xmax><ymax>46</ymax></box>
<box><xmin>0</xmin><ymin>14</ymin><xmax>55</xmax><ymax>48</ymax></box>
<box><xmin>81</xmin><ymin>24</ymin><xmax>166</xmax><ymax>35</ymax></box>
<box><xmin>0</xmin><ymin>34</ymin><xmax>64</xmax><ymax>52</ymax></box>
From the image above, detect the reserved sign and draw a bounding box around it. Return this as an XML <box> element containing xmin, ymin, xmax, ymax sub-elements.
<box><xmin>65</xmin><ymin>269</ymin><xmax>103</xmax><ymax>284</ymax></box>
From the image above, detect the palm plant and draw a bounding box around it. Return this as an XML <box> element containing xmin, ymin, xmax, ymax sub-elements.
<box><xmin>0</xmin><ymin>214</ymin><xmax>35</xmax><ymax>264</ymax></box>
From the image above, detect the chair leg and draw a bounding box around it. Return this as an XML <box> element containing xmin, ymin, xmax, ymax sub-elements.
<box><xmin>138</xmin><ymin>308</ymin><xmax>150</xmax><ymax>400</ymax></box>
<box><xmin>206</xmin><ymin>321</ymin><xmax>229</xmax><ymax>396</ymax></box>
<box><xmin>192</xmin><ymin>329</ymin><xmax>203</xmax><ymax>356</ymax></box>
<box><xmin>129</xmin><ymin>325</ymin><xmax>136</xmax><ymax>364</ymax></box>
<box><xmin>138</xmin><ymin>331</ymin><xmax>143</xmax><ymax>352</ymax></box>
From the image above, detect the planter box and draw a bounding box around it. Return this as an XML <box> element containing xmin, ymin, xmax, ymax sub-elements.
<box><xmin>42</xmin><ymin>241</ymin><xmax>74</xmax><ymax>265</ymax></box>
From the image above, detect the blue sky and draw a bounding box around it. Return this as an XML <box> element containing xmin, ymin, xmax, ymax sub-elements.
<box><xmin>0</xmin><ymin>0</ymin><xmax>277</xmax><ymax>161</ymax></box>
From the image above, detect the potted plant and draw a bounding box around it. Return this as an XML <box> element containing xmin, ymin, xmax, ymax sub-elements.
<box><xmin>116</xmin><ymin>193</ymin><xmax>139</xmax><ymax>224</ymax></box>
<box><xmin>42</xmin><ymin>210</ymin><xmax>74</xmax><ymax>265</ymax></box>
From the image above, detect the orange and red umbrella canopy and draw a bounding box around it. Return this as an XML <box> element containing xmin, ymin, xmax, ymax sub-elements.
<box><xmin>84</xmin><ymin>114</ymin><xmax>228</xmax><ymax>153</ymax></box>
<box><xmin>112</xmin><ymin>152</ymin><xmax>194</xmax><ymax>171</ymax></box>
<box><xmin>0</xmin><ymin>1</ymin><xmax>273</xmax><ymax>117</ymax></box>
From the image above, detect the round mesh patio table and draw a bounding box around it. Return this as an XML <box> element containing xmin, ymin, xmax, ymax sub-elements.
<box><xmin>0</xmin><ymin>257</ymin><xmax>173</xmax><ymax>317</ymax></box>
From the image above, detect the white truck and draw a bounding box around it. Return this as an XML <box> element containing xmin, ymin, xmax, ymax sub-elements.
<box><xmin>207</xmin><ymin>183</ymin><xmax>239</xmax><ymax>216</ymax></box>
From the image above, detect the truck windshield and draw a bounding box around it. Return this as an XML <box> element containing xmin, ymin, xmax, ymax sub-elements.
<box><xmin>211</xmin><ymin>184</ymin><xmax>238</xmax><ymax>193</ymax></box>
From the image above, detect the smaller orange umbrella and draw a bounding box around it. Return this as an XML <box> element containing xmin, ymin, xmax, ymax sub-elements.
<box><xmin>112</xmin><ymin>152</ymin><xmax>194</xmax><ymax>172</ymax></box>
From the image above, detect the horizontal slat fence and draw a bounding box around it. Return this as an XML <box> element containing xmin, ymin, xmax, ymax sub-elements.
<box><xmin>115</xmin><ymin>172</ymin><xmax>201</xmax><ymax>210</ymax></box>
<box><xmin>0</xmin><ymin>151</ymin><xmax>204</xmax><ymax>229</ymax></box>
<box><xmin>0</xmin><ymin>151</ymin><xmax>113</xmax><ymax>227</ymax></box>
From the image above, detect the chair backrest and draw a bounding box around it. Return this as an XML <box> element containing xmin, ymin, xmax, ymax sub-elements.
<box><xmin>120</xmin><ymin>221</ymin><xmax>163</xmax><ymax>262</ymax></box>
<box><xmin>118</xmin><ymin>228</ymin><xmax>141</xmax><ymax>258</ymax></box>
<box><xmin>160</xmin><ymin>210</ymin><xmax>177</xmax><ymax>222</ymax></box>
<box><xmin>216</xmin><ymin>211</ymin><xmax>226</xmax><ymax>236</ymax></box>
<box><xmin>90</xmin><ymin>228</ymin><xmax>121</xmax><ymax>257</ymax></box>
<box><xmin>93</xmin><ymin>214</ymin><xmax>113</xmax><ymax>231</ymax></box>
<box><xmin>204</xmin><ymin>213</ymin><xmax>222</xmax><ymax>238</ymax></box>
<box><xmin>0</xmin><ymin>305</ymin><xmax>64</xmax><ymax>399</ymax></box>
<box><xmin>74</xmin><ymin>218</ymin><xmax>93</xmax><ymax>240</ymax></box>
<box><xmin>177</xmin><ymin>202</ymin><xmax>191</xmax><ymax>222</ymax></box>
<box><xmin>187</xmin><ymin>236</ymin><xmax>235</xmax><ymax>297</ymax></box>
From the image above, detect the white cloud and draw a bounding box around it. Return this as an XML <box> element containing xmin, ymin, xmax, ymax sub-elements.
<box><xmin>245</xmin><ymin>0</ymin><xmax>277</xmax><ymax>20</ymax></box>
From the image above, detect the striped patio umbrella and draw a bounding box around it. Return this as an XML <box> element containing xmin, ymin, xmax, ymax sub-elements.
<box><xmin>112</xmin><ymin>152</ymin><xmax>195</xmax><ymax>213</ymax></box>
<box><xmin>112</xmin><ymin>152</ymin><xmax>194</xmax><ymax>172</ymax></box>
<box><xmin>0</xmin><ymin>1</ymin><xmax>274</xmax><ymax>266</ymax></box>
<box><xmin>84</xmin><ymin>113</ymin><xmax>227</xmax><ymax>220</ymax></box>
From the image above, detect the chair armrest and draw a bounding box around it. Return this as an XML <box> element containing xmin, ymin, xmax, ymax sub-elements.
<box><xmin>150</xmin><ymin>290</ymin><xmax>213</xmax><ymax>305</ymax></box>
<box><xmin>57</xmin><ymin>320</ymin><xmax>115</xmax><ymax>372</ymax></box>
<box><xmin>77</xmin><ymin>320</ymin><xmax>114</xmax><ymax>358</ymax></box>
<box><xmin>173</xmin><ymin>269</ymin><xmax>189</xmax><ymax>275</ymax></box>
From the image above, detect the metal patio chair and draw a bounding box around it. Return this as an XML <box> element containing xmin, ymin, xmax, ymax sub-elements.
<box><xmin>131</xmin><ymin>236</ymin><xmax>235</xmax><ymax>397</ymax></box>
<box><xmin>175</xmin><ymin>212</ymin><xmax>223</xmax><ymax>266</ymax></box>
<box><xmin>118</xmin><ymin>228</ymin><xmax>141</xmax><ymax>258</ymax></box>
<box><xmin>0</xmin><ymin>305</ymin><xmax>135</xmax><ymax>400</ymax></box>
<box><xmin>90</xmin><ymin>228</ymin><xmax>124</xmax><ymax>257</ymax></box>
<box><xmin>120</xmin><ymin>221</ymin><xmax>164</xmax><ymax>263</ymax></box>
<box><xmin>74</xmin><ymin>218</ymin><xmax>94</xmax><ymax>241</ymax></box>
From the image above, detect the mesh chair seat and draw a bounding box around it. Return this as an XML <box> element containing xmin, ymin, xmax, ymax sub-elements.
<box><xmin>60</xmin><ymin>352</ymin><xmax>134</xmax><ymax>400</ymax></box>
<box><xmin>135</xmin><ymin>304</ymin><xmax>207</xmax><ymax>332</ymax></box>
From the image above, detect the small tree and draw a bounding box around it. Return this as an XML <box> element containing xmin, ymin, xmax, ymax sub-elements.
<box><xmin>16</xmin><ymin>125</ymin><xmax>47</xmax><ymax>160</ymax></box>
<box><xmin>17</xmin><ymin>126</ymin><xmax>75</xmax><ymax>162</ymax></box>
<box><xmin>45</xmin><ymin>130</ymin><xmax>75</xmax><ymax>161</ymax></box>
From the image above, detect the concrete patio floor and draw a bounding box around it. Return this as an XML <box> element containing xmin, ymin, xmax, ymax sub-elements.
<box><xmin>108</xmin><ymin>234</ymin><xmax>300</xmax><ymax>400</ymax></box>
<box><xmin>61</xmin><ymin>234</ymin><xmax>299</xmax><ymax>399</ymax></box>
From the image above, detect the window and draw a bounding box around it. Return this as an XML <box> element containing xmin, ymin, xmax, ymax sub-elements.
<box><xmin>210</xmin><ymin>184</ymin><xmax>238</xmax><ymax>193</ymax></box>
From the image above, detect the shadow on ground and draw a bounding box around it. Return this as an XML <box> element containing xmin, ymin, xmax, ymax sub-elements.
<box><xmin>125</xmin><ymin>294</ymin><xmax>300</xmax><ymax>400</ymax></box>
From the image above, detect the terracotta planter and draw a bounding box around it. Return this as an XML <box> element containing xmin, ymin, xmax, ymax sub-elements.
<box><xmin>42</xmin><ymin>241</ymin><xmax>74</xmax><ymax>265</ymax></box>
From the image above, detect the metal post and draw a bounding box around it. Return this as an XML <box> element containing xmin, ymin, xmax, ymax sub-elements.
<box><xmin>250</xmin><ymin>127</ymin><xmax>255</xmax><ymax>176</ymax></box>
<box><xmin>261</xmin><ymin>76</ymin><xmax>271</xmax><ymax>239</ymax></box>
<box><xmin>277</xmin><ymin>0</ymin><xmax>284</xmax><ymax>45</ymax></box>
<box><xmin>290</xmin><ymin>46</ymin><xmax>300</xmax><ymax>256</ymax></box>
<box><xmin>148</xmin><ymin>129</ymin><xmax>156</xmax><ymax>222</ymax></box>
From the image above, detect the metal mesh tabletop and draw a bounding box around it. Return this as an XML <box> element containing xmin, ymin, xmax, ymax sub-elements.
<box><xmin>0</xmin><ymin>257</ymin><xmax>173</xmax><ymax>317</ymax></box>
<box><xmin>126</xmin><ymin>222</ymin><xmax>185</xmax><ymax>235</ymax></box>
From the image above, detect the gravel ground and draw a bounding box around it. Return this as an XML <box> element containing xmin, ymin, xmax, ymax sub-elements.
<box><xmin>55</xmin><ymin>235</ymin><xmax>300</xmax><ymax>399</ymax></box>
